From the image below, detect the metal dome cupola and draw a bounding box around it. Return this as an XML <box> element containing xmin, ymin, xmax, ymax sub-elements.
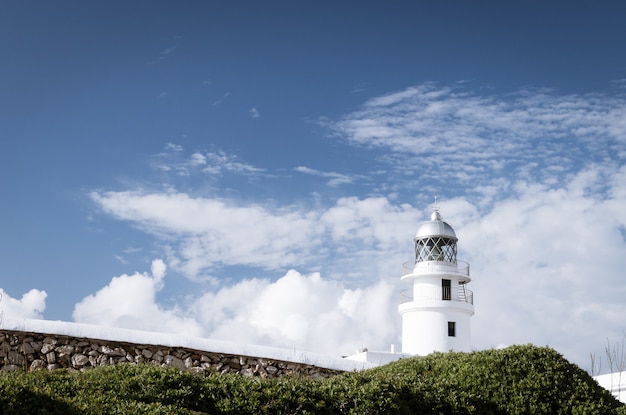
<box><xmin>414</xmin><ymin>209</ymin><xmax>458</xmax><ymax>263</ymax></box>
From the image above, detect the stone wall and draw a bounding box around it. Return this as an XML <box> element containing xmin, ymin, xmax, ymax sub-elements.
<box><xmin>0</xmin><ymin>330</ymin><xmax>342</xmax><ymax>378</ymax></box>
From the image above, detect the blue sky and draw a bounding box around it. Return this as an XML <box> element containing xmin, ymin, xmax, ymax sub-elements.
<box><xmin>2</xmin><ymin>1</ymin><xmax>626</xmax><ymax>371</ymax></box>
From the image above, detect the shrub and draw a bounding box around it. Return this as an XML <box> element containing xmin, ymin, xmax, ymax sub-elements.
<box><xmin>0</xmin><ymin>345</ymin><xmax>622</xmax><ymax>414</ymax></box>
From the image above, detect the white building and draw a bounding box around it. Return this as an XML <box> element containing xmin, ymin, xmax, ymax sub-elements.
<box><xmin>594</xmin><ymin>372</ymin><xmax>626</xmax><ymax>403</ymax></box>
<box><xmin>399</xmin><ymin>208</ymin><xmax>474</xmax><ymax>355</ymax></box>
<box><xmin>347</xmin><ymin>207</ymin><xmax>475</xmax><ymax>364</ymax></box>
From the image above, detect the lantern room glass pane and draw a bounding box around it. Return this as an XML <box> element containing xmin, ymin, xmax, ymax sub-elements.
<box><xmin>415</xmin><ymin>237</ymin><xmax>457</xmax><ymax>263</ymax></box>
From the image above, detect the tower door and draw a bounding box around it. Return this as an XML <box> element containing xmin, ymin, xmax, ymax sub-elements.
<box><xmin>442</xmin><ymin>279</ymin><xmax>451</xmax><ymax>300</ymax></box>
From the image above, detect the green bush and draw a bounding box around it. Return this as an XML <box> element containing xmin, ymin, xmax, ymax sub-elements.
<box><xmin>0</xmin><ymin>345</ymin><xmax>622</xmax><ymax>414</ymax></box>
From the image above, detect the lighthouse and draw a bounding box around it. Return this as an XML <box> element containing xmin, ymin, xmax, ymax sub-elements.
<box><xmin>398</xmin><ymin>207</ymin><xmax>474</xmax><ymax>355</ymax></box>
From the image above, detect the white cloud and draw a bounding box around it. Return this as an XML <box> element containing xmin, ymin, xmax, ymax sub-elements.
<box><xmin>249</xmin><ymin>108</ymin><xmax>260</xmax><ymax>118</ymax></box>
<box><xmin>213</xmin><ymin>91</ymin><xmax>230</xmax><ymax>106</ymax></box>
<box><xmin>74</xmin><ymin>265</ymin><xmax>399</xmax><ymax>356</ymax></box>
<box><xmin>201</xmin><ymin>151</ymin><xmax>264</xmax><ymax>175</ymax></box>
<box><xmin>295</xmin><ymin>166</ymin><xmax>355</xmax><ymax>187</ymax></box>
<box><xmin>164</xmin><ymin>142</ymin><xmax>183</xmax><ymax>152</ymax></box>
<box><xmin>189</xmin><ymin>152</ymin><xmax>207</xmax><ymax>166</ymax></box>
<box><xmin>90</xmin><ymin>191</ymin><xmax>320</xmax><ymax>277</ymax></box>
<box><xmin>73</xmin><ymin>259</ymin><xmax>204</xmax><ymax>336</ymax></box>
<box><xmin>328</xmin><ymin>84</ymin><xmax>626</xmax><ymax>199</ymax></box>
<box><xmin>149</xmin><ymin>44</ymin><xmax>178</xmax><ymax>65</ymax></box>
<box><xmin>90</xmin><ymin>190</ymin><xmax>426</xmax><ymax>282</ymax></box>
<box><xmin>151</xmin><ymin>145</ymin><xmax>264</xmax><ymax>179</ymax></box>
<box><xmin>0</xmin><ymin>288</ymin><xmax>47</xmax><ymax>319</ymax></box>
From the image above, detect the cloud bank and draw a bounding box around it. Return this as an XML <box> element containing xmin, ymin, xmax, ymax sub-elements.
<box><xmin>84</xmin><ymin>162</ymin><xmax>626</xmax><ymax>367</ymax></box>
<box><xmin>6</xmin><ymin>83</ymin><xmax>626</xmax><ymax>370</ymax></box>
<box><xmin>0</xmin><ymin>288</ymin><xmax>47</xmax><ymax>320</ymax></box>
<box><xmin>73</xmin><ymin>259</ymin><xmax>204</xmax><ymax>336</ymax></box>
<box><xmin>72</xmin><ymin>263</ymin><xmax>399</xmax><ymax>356</ymax></box>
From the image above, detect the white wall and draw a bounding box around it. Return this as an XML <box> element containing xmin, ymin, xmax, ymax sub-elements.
<box><xmin>594</xmin><ymin>371</ymin><xmax>626</xmax><ymax>403</ymax></box>
<box><xmin>400</xmin><ymin>306</ymin><xmax>472</xmax><ymax>355</ymax></box>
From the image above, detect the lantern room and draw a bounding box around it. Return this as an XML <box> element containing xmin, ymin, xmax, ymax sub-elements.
<box><xmin>414</xmin><ymin>210</ymin><xmax>458</xmax><ymax>263</ymax></box>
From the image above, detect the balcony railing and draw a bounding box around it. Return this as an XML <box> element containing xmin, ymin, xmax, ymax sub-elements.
<box><xmin>399</xmin><ymin>287</ymin><xmax>474</xmax><ymax>305</ymax></box>
<box><xmin>402</xmin><ymin>260</ymin><xmax>470</xmax><ymax>277</ymax></box>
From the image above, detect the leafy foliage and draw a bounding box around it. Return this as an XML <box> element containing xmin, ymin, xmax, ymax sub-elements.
<box><xmin>0</xmin><ymin>345</ymin><xmax>622</xmax><ymax>414</ymax></box>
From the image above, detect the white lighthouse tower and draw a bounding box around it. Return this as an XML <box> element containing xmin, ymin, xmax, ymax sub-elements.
<box><xmin>398</xmin><ymin>207</ymin><xmax>474</xmax><ymax>355</ymax></box>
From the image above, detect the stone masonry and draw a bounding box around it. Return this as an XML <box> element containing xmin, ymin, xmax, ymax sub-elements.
<box><xmin>0</xmin><ymin>330</ymin><xmax>342</xmax><ymax>378</ymax></box>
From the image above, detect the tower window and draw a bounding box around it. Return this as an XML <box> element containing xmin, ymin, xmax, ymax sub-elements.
<box><xmin>442</xmin><ymin>279</ymin><xmax>451</xmax><ymax>301</ymax></box>
<box><xmin>448</xmin><ymin>321</ymin><xmax>456</xmax><ymax>337</ymax></box>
